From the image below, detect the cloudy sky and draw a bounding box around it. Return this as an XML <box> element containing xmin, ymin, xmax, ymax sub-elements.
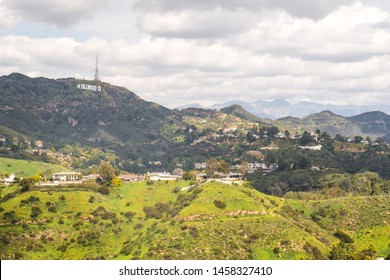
<box><xmin>1</xmin><ymin>0</ymin><xmax>390</xmax><ymax>108</ymax></box>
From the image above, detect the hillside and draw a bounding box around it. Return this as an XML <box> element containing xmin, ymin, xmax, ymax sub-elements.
<box><xmin>0</xmin><ymin>158</ymin><xmax>70</xmax><ymax>177</ymax></box>
<box><xmin>0</xmin><ymin>181</ymin><xmax>389</xmax><ymax>260</ymax></box>
<box><xmin>276</xmin><ymin>110</ymin><xmax>390</xmax><ymax>138</ymax></box>
<box><xmin>0</xmin><ymin>73</ymin><xmax>176</xmax><ymax>160</ymax></box>
<box><xmin>220</xmin><ymin>104</ymin><xmax>273</xmax><ymax>124</ymax></box>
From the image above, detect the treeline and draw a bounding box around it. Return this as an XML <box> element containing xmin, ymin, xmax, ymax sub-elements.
<box><xmin>247</xmin><ymin>170</ymin><xmax>390</xmax><ymax>198</ymax></box>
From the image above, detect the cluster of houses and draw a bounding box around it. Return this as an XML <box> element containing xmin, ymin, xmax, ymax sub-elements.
<box><xmin>0</xmin><ymin>171</ymin><xmax>182</xmax><ymax>186</ymax></box>
<box><xmin>41</xmin><ymin>171</ymin><xmax>179</xmax><ymax>185</ymax></box>
<box><xmin>196</xmin><ymin>161</ymin><xmax>279</xmax><ymax>174</ymax></box>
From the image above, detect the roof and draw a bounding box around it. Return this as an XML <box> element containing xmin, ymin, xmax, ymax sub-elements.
<box><xmin>53</xmin><ymin>172</ymin><xmax>81</xmax><ymax>175</ymax></box>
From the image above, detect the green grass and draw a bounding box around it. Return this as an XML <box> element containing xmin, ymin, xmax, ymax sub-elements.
<box><xmin>0</xmin><ymin>157</ymin><xmax>70</xmax><ymax>177</ymax></box>
<box><xmin>0</xmin><ymin>180</ymin><xmax>389</xmax><ymax>260</ymax></box>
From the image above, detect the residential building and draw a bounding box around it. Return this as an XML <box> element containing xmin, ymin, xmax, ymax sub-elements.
<box><xmin>118</xmin><ymin>174</ymin><xmax>143</xmax><ymax>182</ymax></box>
<box><xmin>52</xmin><ymin>172</ymin><xmax>82</xmax><ymax>183</ymax></box>
<box><xmin>146</xmin><ymin>172</ymin><xmax>181</xmax><ymax>181</ymax></box>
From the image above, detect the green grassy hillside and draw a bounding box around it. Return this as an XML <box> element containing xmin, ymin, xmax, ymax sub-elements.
<box><xmin>0</xmin><ymin>181</ymin><xmax>389</xmax><ymax>260</ymax></box>
<box><xmin>0</xmin><ymin>157</ymin><xmax>70</xmax><ymax>177</ymax></box>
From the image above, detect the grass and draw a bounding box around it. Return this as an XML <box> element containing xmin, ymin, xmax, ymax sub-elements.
<box><xmin>0</xmin><ymin>157</ymin><xmax>70</xmax><ymax>177</ymax></box>
<box><xmin>0</xmin><ymin>180</ymin><xmax>389</xmax><ymax>260</ymax></box>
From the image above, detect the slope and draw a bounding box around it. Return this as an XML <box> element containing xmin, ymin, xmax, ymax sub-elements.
<box><xmin>0</xmin><ymin>73</ymin><xmax>176</xmax><ymax>160</ymax></box>
<box><xmin>0</xmin><ymin>181</ymin><xmax>388</xmax><ymax>260</ymax></box>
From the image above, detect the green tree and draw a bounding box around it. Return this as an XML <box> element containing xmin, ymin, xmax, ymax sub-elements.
<box><xmin>98</xmin><ymin>162</ymin><xmax>116</xmax><ymax>186</ymax></box>
<box><xmin>354</xmin><ymin>136</ymin><xmax>363</xmax><ymax>144</ymax></box>
<box><xmin>300</xmin><ymin>131</ymin><xmax>314</xmax><ymax>146</ymax></box>
<box><xmin>238</xmin><ymin>161</ymin><xmax>250</xmax><ymax>180</ymax></box>
<box><xmin>205</xmin><ymin>158</ymin><xmax>218</xmax><ymax>178</ymax></box>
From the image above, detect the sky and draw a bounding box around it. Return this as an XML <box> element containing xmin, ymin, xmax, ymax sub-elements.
<box><xmin>0</xmin><ymin>0</ymin><xmax>390</xmax><ymax>108</ymax></box>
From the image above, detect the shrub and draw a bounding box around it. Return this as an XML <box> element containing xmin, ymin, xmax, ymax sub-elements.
<box><xmin>123</xmin><ymin>211</ymin><xmax>135</xmax><ymax>221</ymax></box>
<box><xmin>133</xmin><ymin>223</ymin><xmax>144</xmax><ymax>230</ymax></box>
<box><xmin>334</xmin><ymin>230</ymin><xmax>354</xmax><ymax>243</ymax></box>
<box><xmin>213</xmin><ymin>199</ymin><xmax>226</xmax><ymax>209</ymax></box>
<box><xmin>30</xmin><ymin>206</ymin><xmax>42</xmax><ymax>219</ymax></box>
<box><xmin>28</xmin><ymin>196</ymin><xmax>40</xmax><ymax>203</ymax></box>
<box><xmin>98</xmin><ymin>186</ymin><xmax>110</xmax><ymax>195</ymax></box>
<box><xmin>3</xmin><ymin>210</ymin><xmax>15</xmax><ymax>220</ymax></box>
<box><xmin>48</xmin><ymin>205</ymin><xmax>57</xmax><ymax>213</ymax></box>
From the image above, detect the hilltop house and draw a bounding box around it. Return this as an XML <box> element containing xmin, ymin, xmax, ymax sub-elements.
<box><xmin>52</xmin><ymin>172</ymin><xmax>82</xmax><ymax>183</ymax></box>
<box><xmin>82</xmin><ymin>174</ymin><xmax>101</xmax><ymax>182</ymax></box>
<box><xmin>146</xmin><ymin>172</ymin><xmax>181</xmax><ymax>181</ymax></box>
<box><xmin>2</xmin><ymin>174</ymin><xmax>16</xmax><ymax>185</ymax></box>
<box><xmin>118</xmin><ymin>174</ymin><xmax>143</xmax><ymax>182</ymax></box>
<box><xmin>299</xmin><ymin>145</ymin><xmax>322</xmax><ymax>151</ymax></box>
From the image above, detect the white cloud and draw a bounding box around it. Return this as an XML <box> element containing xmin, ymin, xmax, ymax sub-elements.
<box><xmin>0</xmin><ymin>0</ymin><xmax>17</xmax><ymax>29</ymax></box>
<box><xmin>4</xmin><ymin>0</ymin><xmax>108</xmax><ymax>27</ymax></box>
<box><xmin>133</xmin><ymin>0</ymin><xmax>355</xmax><ymax>19</ymax></box>
<box><xmin>1</xmin><ymin>1</ymin><xmax>390</xmax><ymax>108</ymax></box>
<box><xmin>139</xmin><ymin>8</ymin><xmax>255</xmax><ymax>38</ymax></box>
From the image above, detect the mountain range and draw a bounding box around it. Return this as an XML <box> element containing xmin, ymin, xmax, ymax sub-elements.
<box><xmin>178</xmin><ymin>99</ymin><xmax>390</xmax><ymax>120</ymax></box>
<box><xmin>1</xmin><ymin>72</ymin><xmax>390</xmax><ymax>163</ymax></box>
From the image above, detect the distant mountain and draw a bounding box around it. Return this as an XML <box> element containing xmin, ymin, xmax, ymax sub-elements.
<box><xmin>220</xmin><ymin>104</ymin><xmax>272</xmax><ymax>124</ymax></box>
<box><xmin>276</xmin><ymin>110</ymin><xmax>390</xmax><ymax>138</ymax></box>
<box><xmin>175</xmin><ymin>103</ymin><xmax>204</xmax><ymax>110</ymax></box>
<box><xmin>179</xmin><ymin>99</ymin><xmax>390</xmax><ymax>120</ymax></box>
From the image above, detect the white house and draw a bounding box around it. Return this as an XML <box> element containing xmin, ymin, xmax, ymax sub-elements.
<box><xmin>299</xmin><ymin>145</ymin><xmax>322</xmax><ymax>151</ymax></box>
<box><xmin>52</xmin><ymin>172</ymin><xmax>82</xmax><ymax>183</ymax></box>
<box><xmin>147</xmin><ymin>172</ymin><xmax>181</xmax><ymax>181</ymax></box>
<box><xmin>4</xmin><ymin>174</ymin><xmax>16</xmax><ymax>185</ymax></box>
<box><xmin>195</xmin><ymin>162</ymin><xmax>208</xmax><ymax>169</ymax></box>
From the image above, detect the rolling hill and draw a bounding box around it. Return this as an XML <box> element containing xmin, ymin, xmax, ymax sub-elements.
<box><xmin>0</xmin><ymin>181</ymin><xmax>389</xmax><ymax>260</ymax></box>
<box><xmin>276</xmin><ymin>110</ymin><xmax>390</xmax><ymax>139</ymax></box>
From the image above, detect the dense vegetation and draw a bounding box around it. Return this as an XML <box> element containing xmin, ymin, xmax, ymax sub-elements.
<box><xmin>0</xmin><ymin>181</ymin><xmax>389</xmax><ymax>260</ymax></box>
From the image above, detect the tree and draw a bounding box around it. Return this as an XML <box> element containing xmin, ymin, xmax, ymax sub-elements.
<box><xmin>300</xmin><ymin>131</ymin><xmax>314</xmax><ymax>146</ymax></box>
<box><xmin>217</xmin><ymin>160</ymin><xmax>231</xmax><ymax>175</ymax></box>
<box><xmin>354</xmin><ymin>136</ymin><xmax>363</xmax><ymax>144</ymax></box>
<box><xmin>375</xmin><ymin>137</ymin><xmax>385</xmax><ymax>144</ymax></box>
<box><xmin>238</xmin><ymin>161</ymin><xmax>250</xmax><ymax>180</ymax></box>
<box><xmin>205</xmin><ymin>158</ymin><xmax>218</xmax><ymax>178</ymax></box>
<box><xmin>267</xmin><ymin>126</ymin><xmax>279</xmax><ymax>138</ymax></box>
<box><xmin>205</xmin><ymin>158</ymin><xmax>231</xmax><ymax>178</ymax></box>
<box><xmin>335</xmin><ymin>134</ymin><xmax>346</xmax><ymax>142</ymax></box>
<box><xmin>98</xmin><ymin>162</ymin><xmax>116</xmax><ymax>185</ymax></box>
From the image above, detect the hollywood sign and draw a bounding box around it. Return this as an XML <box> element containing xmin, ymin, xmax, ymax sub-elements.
<box><xmin>77</xmin><ymin>83</ymin><xmax>102</xmax><ymax>92</ymax></box>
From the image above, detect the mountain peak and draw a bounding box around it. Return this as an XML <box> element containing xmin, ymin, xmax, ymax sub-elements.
<box><xmin>220</xmin><ymin>104</ymin><xmax>271</xmax><ymax>124</ymax></box>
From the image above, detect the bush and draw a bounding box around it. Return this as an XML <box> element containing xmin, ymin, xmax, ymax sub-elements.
<box><xmin>213</xmin><ymin>199</ymin><xmax>226</xmax><ymax>209</ymax></box>
<box><xmin>30</xmin><ymin>206</ymin><xmax>42</xmax><ymax>219</ymax></box>
<box><xmin>334</xmin><ymin>230</ymin><xmax>354</xmax><ymax>243</ymax></box>
<box><xmin>98</xmin><ymin>186</ymin><xmax>110</xmax><ymax>195</ymax></box>
<box><xmin>28</xmin><ymin>196</ymin><xmax>40</xmax><ymax>203</ymax></box>
<box><xmin>123</xmin><ymin>211</ymin><xmax>135</xmax><ymax>221</ymax></box>
<box><xmin>48</xmin><ymin>205</ymin><xmax>57</xmax><ymax>213</ymax></box>
<box><xmin>133</xmin><ymin>223</ymin><xmax>144</xmax><ymax>230</ymax></box>
<box><xmin>3</xmin><ymin>210</ymin><xmax>15</xmax><ymax>220</ymax></box>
